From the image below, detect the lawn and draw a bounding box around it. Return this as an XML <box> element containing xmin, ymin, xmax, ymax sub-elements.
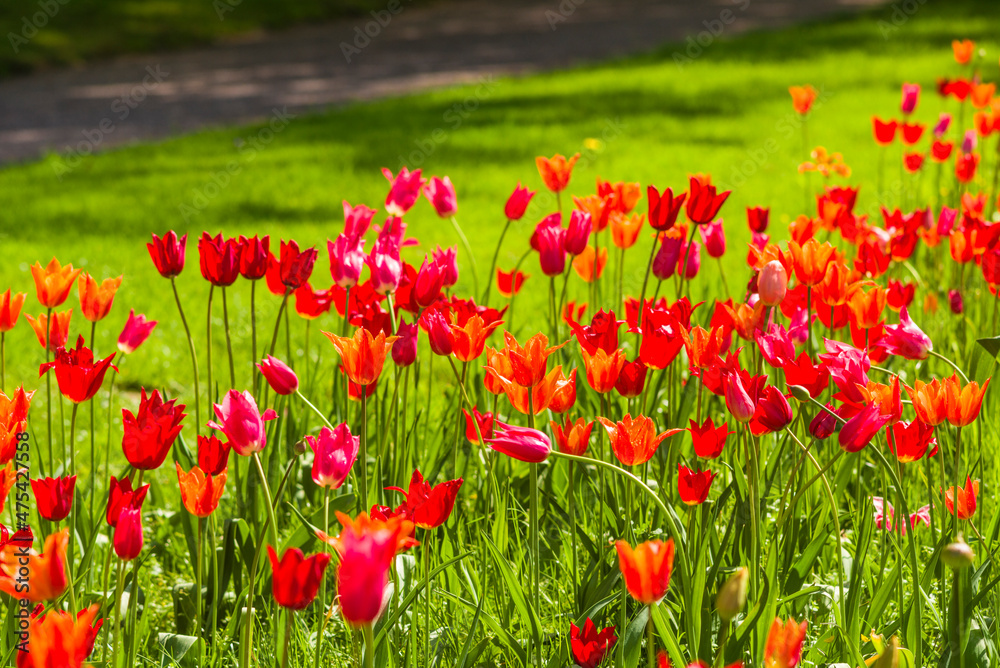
<box><xmin>2</xmin><ymin>0</ymin><xmax>999</xmax><ymax>665</ymax></box>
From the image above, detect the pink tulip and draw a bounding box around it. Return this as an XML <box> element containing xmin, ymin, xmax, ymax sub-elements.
<box><xmin>933</xmin><ymin>112</ymin><xmax>951</xmax><ymax>139</ymax></box>
<box><xmin>392</xmin><ymin>320</ymin><xmax>419</xmax><ymax>367</ymax></box>
<box><xmin>652</xmin><ymin>235</ymin><xmax>682</xmax><ymax>280</ymax></box>
<box><xmin>698</xmin><ymin>219</ymin><xmax>726</xmax><ymax>258</ymax></box>
<box><xmin>504</xmin><ymin>183</ymin><xmax>535</xmax><ymax>220</ymax></box>
<box><xmin>948</xmin><ymin>289</ymin><xmax>964</xmax><ymax>314</ymax></box>
<box><xmin>755</xmin><ymin>324</ymin><xmax>795</xmax><ymax>367</ymax></box>
<box><xmin>758</xmin><ymin>260</ymin><xmax>787</xmax><ymax>307</ymax></box>
<box><xmin>564</xmin><ymin>210</ymin><xmax>592</xmax><ymax>256</ymax></box>
<box><xmin>305</xmin><ymin>424</ymin><xmax>359</xmax><ymax>489</ymax></box>
<box><xmin>961</xmin><ymin>130</ymin><xmax>976</xmax><ymax>155</ymax></box>
<box><xmin>382</xmin><ymin>167</ymin><xmax>426</xmax><ymax>217</ymax></box>
<box><xmin>724</xmin><ymin>372</ymin><xmax>755</xmax><ymax>423</ymax></box>
<box><xmin>207</xmin><ymin>390</ymin><xmax>278</xmax><ymax>457</ymax></box>
<box><xmin>336</xmin><ymin>520</ymin><xmax>397</xmax><ymax>625</ymax></box>
<box><xmin>937</xmin><ymin>207</ymin><xmax>957</xmax><ymax>235</ymax></box>
<box><xmin>900</xmin><ymin>82</ymin><xmax>920</xmax><ymax>114</ymax></box>
<box><xmin>882</xmin><ymin>307</ymin><xmax>932</xmax><ymax>360</ymax></box>
<box><xmin>677</xmin><ymin>240</ymin><xmax>701</xmax><ymax>279</ymax></box>
<box><xmin>487</xmin><ymin>422</ymin><xmax>551</xmax><ymax>463</ymax></box>
<box><xmin>343</xmin><ymin>200</ymin><xmax>376</xmax><ymax>243</ymax></box>
<box><xmin>839</xmin><ymin>400</ymin><xmax>890</xmax><ymax>453</ymax></box>
<box><xmin>257</xmin><ymin>356</ymin><xmax>299</xmax><ymax>395</ymax></box>
<box><xmin>117</xmin><ymin>309</ymin><xmax>157</xmax><ymax>355</ymax></box>
<box><xmin>536</xmin><ymin>222</ymin><xmax>567</xmax><ymax>277</ymax></box>
<box><xmin>751</xmin><ymin>386</ymin><xmax>793</xmax><ymax>434</ymax></box>
<box><xmin>423</xmin><ymin>310</ymin><xmax>453</xmax><ymax>356</ymax></box>
<box><xmin>329</xmin><ymin>234</ymin><xmax>366</xmax><ymax>289</ymax></box>
<box><xmin>432</xmin><ymin>246</ymin><xmax>459</xmax><ymax>289</ymax></box>
<box><xmin>809</xmin><ymin>403</ymin><xmax>839</xmax><ymax>440</ymax></box>
<box><xmin>114</xmin><ymin>507</ymin><xmax>144</xmax><ymax>561</ymax></box>
<box><xmin>367</xmin><ymin>238</ymin><xmax>403</xmax><ymax>295</ymax></box>
<box><xmin>424</xmin><ymin>176</ymin><xmax>458</xmax><ymax>217</ymax></box>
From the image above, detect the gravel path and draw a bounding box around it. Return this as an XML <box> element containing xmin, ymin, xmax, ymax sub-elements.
<box><xmin>0</xmin><ymin>0</ymin><xmax>882</xmax><ymax>164</ymax></box>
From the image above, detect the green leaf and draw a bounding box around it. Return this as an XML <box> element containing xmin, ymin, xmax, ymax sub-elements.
<box><xmin>482</xmin><ymin>533</ymin><xmax>541</xmax><ymax>646</ymax></box>
<box><xmin>156</xmin><ymin>633</ymin><xmax>200</xmax><ymax>668</ymax></box>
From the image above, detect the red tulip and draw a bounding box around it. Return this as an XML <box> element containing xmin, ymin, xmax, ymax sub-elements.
<box><xmin>765</xmin><ymin>617</ymin><xmax>807</xmax><ymax>668</ymax></box>
<box><xmin>615</xmin><ymin>539</ymin><xmax>674</xmax><ymax>605</ymax></box>
<box><xmin>334</xmin><ymin>517</ymin><xmax>399</xmax><ymax>625</ymax></box>
<box><xmin>117</xmin><ymin>309</ymin><xmax>157</xmax><ymax>355</ymax></box>
<box><xmin>26</xmin><ymin>310</ymin><xmax>72</xmax><ymax>352</ymax></box>
<box><xmin>872</xmin><ymin>117</ymin><xmax>898</xmax><ymax>146</ymax></box>
<box><xmin>888</xmin><ymin>420</ymin><xmax>936</xmax><ymax>463</ymax></box>
<box><xmin>463</xmin><ymin>407</ymin><xmax>495</xmax><ymax>443</ymax></box>
<box><xmin>293</xmin><ymin>282</ymin><xmax>333</xmax><ymax>320</ymax></box>
<box><xmin>839</xmin><ymin>400</ymin><xmax>891</xmax><ymax>453</ymax></box>
<box><xmin>198</xmin><ymin>232</ymin><xmax>240</xmax><ymax>286</ymax></box>
<box><xmin>386</xmin><ymin>469</ymin><xmax>462</xmax><ymax>529</ymax></box>
<box><xmin>677</xmin><ymin>465</ymin><xmax>715</xmax><ymax>505</ymax></box>
<box><xmin>570</xmin><ymin>618</ymin><xmax>618</xmax><ymax>668</ymax></box>
<box><xmin>614</xmin><ymin>358</ymin><xmax>648</xmax><ymax>398</ymax></box>
<box><xmin>688</xmin><ymin>417</ymin><xmax>730</xmax><ymax>459</ymax></box>
<box><xmin>496</xmin><ymin>268</ymin><xmax>528</xmax><ymax>297</ymax></box>
<box><xmin>648</xmin><ymin>185</ymin><xmax>686</xmax><ymax>231</ymax></box>
<box><xmin>277</xmin><ymin>239</ymin><xmax>318</xmax><ymax>291</ymax></box>
<box><xmin>267</xmin><ymin>546</ymin><xmax>331</xmax><ymax>610</ymax></box>
<box><xmin>0</xmin><ymin>289</ymin><xmax>25</xmax><ymax>333</ymax></box>
<box><xmin>238</xmin><ymin>235</ymin><xmax>270</xmax><ymax>280</ymax></box>
<box><xmin>257</xmin><ymin>355</ymin><xmax>299</xmax><ymax>395</ymax></box>
<box><xmin>121</xmin><ymin>388</ymin><xmax>186</xmax><ymax>470</ymax></box>
<box><xmin>147</xmin><ymin>231</ymin><xmax>187</xmax><ymax>278</ymax></box>
<box><xmin>550</xmin><ymin>416</ymin><xmax>592</xmax><ymax>456</ymax></box>
<box><xmin>413</xmin><ymin>255</ymin><xmax>446</xmax><ymax>307</ymax></box>
<box><xmin>686</xmin><ymin>176</ymin><xmax>730</xmax><ymax>225</ymax></box>
<box><xmin>504</xmin><ymin>183</ymin><xmax>535</xmax><ymax>220</ymax></box>
<box><xmin>39</xmin><ymin>336</ymin><xmax>117</xmax><ymax>404</ymax></box>
<box><xmin>432</xmin><ymin>246</ymin><xmax>459</xmax><ymax>288</ymax></box>
<box><xmin>31</xmin><ymin>476</ymin><xmax>75</xmax><ymax>522</ymax></box>
<box><xmin>882</xmin><ymin>307</ymin><xmax>932</xmax><ymax>360</ymax></box>
<box><xmin>749</xmin><ymin>386</ymin><xmax>793</xmax><ymax>435</ymax></box>
<box><xmin>113</xmin><ymin>507</ymin><xmax>144</xmax><ymax>561</ymax></box>
<box><xmin>724</xmin><ymin>372</ymin><xmax>755</xmax><ymax>423</ymax></box>
<box><xmin>392</xmin><ymin>320</ymin><xmax>419</xmax><ymax>367</ymax></box>
<box><xmin>106</xmin><ymin>476</ymin><xmax>149</xmax><ymax>528</ymax></box>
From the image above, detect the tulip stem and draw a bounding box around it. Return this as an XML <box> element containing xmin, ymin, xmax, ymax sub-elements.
<box><xmin>528</xmin><ymin>393</ymin><xmax>541</xmax><ymax>668</ymax></box>
<box><xmin>646</xmin><ymin>605</ymin><xmax>656</xmax><ymax>668</ymax></box>
<box><xmin>281</xmin><ymin>609</ymin><xmax>293</xmax><ymax>668</ymax></box>
<box><xmin>314</xmin><ymin>488</ymin><xmax>331</xmax><ymax>668</ymax></box>
<box><xmin>252</xmin><ymin>452</ymin><xmax>281</xmax><ymax>550</ymax></box>
<box><xmin>222</xmin><ymin>287</ymin><xmax>236</xmax><ymax>389</ymax></box>
<box><xmin>171</xmin><ymin>278</ymin><xmax>201</xmax><ymax>436</ymax></box>
<box><xmin>424</xmin><ymin>527</ymin><xmax>432</xmax><ymax>668</ymax></box>
<box><xmin>206</xmin><ymin>285</ymin><xmax>215</xmax><ymax>413</ymax></box>
<box><xmin>44</xmin><ymin>306</ymin><xmax>53</xmax><ymax>475</ymax></box>
<box><xmin>483</xmin><ymin>219</ymin><xmax>512</xmax><ymax>305</ymax></box>
<box><xmin>362</xmin><ymin>622</ymin><xmax>375</xmax><ymax>668</ymax></box>
<box><xmin>268</xmin><ymin>290</ymin><xmax>291</xmax><ymax>357</ymax></box>
<box><xmin>359</xmin><ymin>388</ymin><xmax>369</xmax><ymax>512</ymax></box>
<box><xmin>195</xmin><ymin>517</ymin><xmax>204</xmax><ymax>664</ymax></box>
<box><xmin>207</xmin><ymin>514</ymin><xmax>219</xmax><ymax>664</ymax></box>
<box><xmin>636</xmin><ymin>237</ymin><xmax>658</xmax><ymax>331</ymax></box>
<box><xmin>251</xmin><ymin>280</ymin><xmax>258</xmax><ymax>387</ymax></box>
<box><xmin>450</xmin><ymin>215</ymin><xmax>480</xmax><ymax>297</ymax></box>
<box><xmin>569</xmin><ymin>461</ymin><xmax>579</xmax><ymax>607</ymax></box>
<box><xmin>296</xmin><ymin>390</ymin><xmax>336</xmax><ymax>430</ymax></box>
<box><xmin>67</xmin><ymin>402</ymin><xmax>79</xmax><ymax>614</ymax></box>
<box><xmin>1</xmin><ymin>331</ymin><xmax>5</xmax><ymax>392</ymax></box>
<box><xmin>109</xmin><ymin>556</ymin><xmax>126</xmax><ymax>668</ymax></box>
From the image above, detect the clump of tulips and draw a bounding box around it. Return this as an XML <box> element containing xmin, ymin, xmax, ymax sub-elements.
<box><xmin>3</xmin><ymin>38</ymin><xmax>1000</xmax><ymax>668</ymax></box>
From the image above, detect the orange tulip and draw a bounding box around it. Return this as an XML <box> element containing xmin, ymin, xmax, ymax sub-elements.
<box><xmin>0</xmin><ymin>529</ymin><xmax>68</xmax><ymax>601</ymax></box>
<box><xmin>788</xmin><ymin>215</ymin><xmax>820</xmax><ymax>245</ymax></box>
<box><xmin>905</xmin><ymin>378</ymin><xmax>949</xmax><ymax>426</ymax></box>
<box><xmin>17</xmin><ymin>602</ymin><xmax>100</xmax><ymax>668</ymax></box>
<box><xmin>324</xmin><ymin>327</ymin><xmax>398</xmax><ymax>386</ymax></box>
<box><xmin>944</xmin><ymin>375</ymin><xmax>989</xmax><ymax>427</ymax></box>
<box><xmin>548</xmin><ymin>367</ymin><xmax>577</xmax><ymax>413</ymax></box>
<box><xmin>0</xmin><ymin>290</ymin><xmax>25</xmax><ymax>332</ymax></box>
<box><xmin>681</xmin><ymin>325</ymin><xmax>724</xmax><ymax>370</ymax></box>
<box><xmin>494</xmin><ymin>331</ymin><xmax>564</xmax><ymax>388</ymax></box>
<box><xmin>944</xmin><ymin>476</ymin><xmax>978</xmax><ymax>520</ymax></box>
<box><xmin>0</xmin><ymin>461</ymin><xmax>22</xmax><ymax>514</ymax></box>
<box><xmin>609</xmin><ymin>212</ymin><xmax>645</xmax><ymax>249</ymax></box>
<box><xmin>572</xmin><ymin>245</ymin><xmax>608</xmax><ymax>282</ymax></box>
<box><xmin>78</xmin><ymin>273</ymin><xmax>122</xmax><ymax>322</ymax></box>
<box><xmin>573</xmin><ymin>194</ymin><xmax>611</xmax><ymax>233</ymax></box>
<box><xmin>31</xmin><ymin>258</ymin><xmax>82</xmax><ymax>309</ymax></box>
<box><xmin>581</xmin><ymin>347</ymin><xmax>626</xmax><ymax>394</ymax></box>
<box><xmin>25</xmin><ymin>310</ymin><xmax>72</xmax><ymax>352</ymax></box>
<box><xmin>845</xmin><ymin>283</ymin><xmax>886</xmax><ymax>330</ymax></box>
<box><xmin>598</xmin><ymin>414</ymin><xmax>680</xmax><ymax>466</ymax></box>
<box><xmin>597</xmin><ymin>178</ymin><xmax>642</xmax><ymax>214</ymax></box>
<box><xmin>536</xmin><ymin>153</ymin><xmax>580</xmax><ymax>193</ymax></box>
<box><xmin>789</xmin><ymin>85</ymin><xmax>818</xmax><ymax>114</ymax></box>
<box><xmin>483</xmin><ymin>346</ymin><xmax>514</xmax><ymax>395</ymax></box>
<box><xmin>615</xmin><ymin>538</ymin><xmax>675</xmax><ymax>605</ymax></box>
<box><xmin>952</xmin><ymin>39</ymin><xmax>974</xmax><ymax>65</ymax></box>
<box><xmin>450</xmin><ymin>314</ymin><xmax>502</xmax><ymax>363</ymax></box>
<box><xmin>497</xmin><ymin>365</ymin><xmax>574</xmax><ymax>415</ymax></box>
<box><xmin>971</xmin><ymin>83</ymin><xmax>996</xmax><ymax>109</ymax></box>
<box><xmin>322</xmin><ymin>510</ymin><xmax>419</xmax><ymax>555</ymax></box>
<box><xmin>788</xmin><ymin>239</ymin><xmax>836</xmax><ymax>286</ymax></box>
<box><xmin>723</xmin><ymin>301</ymin><xmax>766</xmax><ymax>341</ymax></box>
<box><xmin>176</xmin><ymin>463</ymin><xmax>227</xmax><ymax>517</ymax></box>
<box><xmin>550</xmin><ymin>416</ymin><xmax>593</xmax><ymax>456</ymax></box>
<box><xmin>815</xmin><ymin>260</ymin><xmax>852</xmax><ymax>306</ymax></box>
<box><xmin>764</xmin><ymin>617</ymin><xmax>807</xmax><ymax>668</ymax></box>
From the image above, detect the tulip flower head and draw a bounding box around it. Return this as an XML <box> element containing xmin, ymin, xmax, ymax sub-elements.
<box><xmin>789</xmin><ymin>84</ymin><xmax>818</xmax><ymax>114</ymax></box>
<box><xmin>113</xmin><ymin>507</ymin><xmax>144</xmax><ymax>561</ymax></box>
<box><xmin>324</xmin><ymin>327</ymin><xmax>398</xmax><ymax>387</ymax></box>
<box><xmin>147</xmin><ymin>231</ymin><xmax>187</xmax><ymax>278</ymax></box>
<box><xmin>17</xmin><ymin>602</ymin><xmax>100</xmax><ymax>668</ymax></box>
<box><xmin>536</xmin><ymin>153</ymin><xmax>580</xmax><ymax>192</ymax></box>
<box><xmin>176</xmin><ymin>463</ymin><xmax>227</xmax><ymax>517</ymax></box>
<box><xmin>31</xmin><ymin>258</ymin><xmax>82</xmax><ymax>308</ymax></box>
<box><xmin>504</xmin><ymin>182</ymin><xmax>536</xmax><ymax>220</ymax></box>
<box><xmin>106</xmin><ymin>476</ymin><xmax>149</xmax><ymax>528</ymax></box>
<box><xmin>268</xmin><ymin>546</ymin><xmax>331</xmax><ymax>610</ymax></box>
<box><xmin>117</xmin><ymin>309</ymin><xmax>157</xmax><ymax>355</ymax></box>
<box><xmin>383</xmin><ymin>167</ymin><xmax>426</xmax><ymax>217</ymax></box>
<box><xmin>570</xmin><ymin>618</ymin><xmax>618</xmax><ymax>668</ymax></box>
<box><xmin>31</xmin><ymin>476</ymin><xmax>75</xmax><ymax>522</ymax></box>
<box><xmin>207</xmin><ymin>389</ymin><xmax>278</xmax><ymax>457</ymax></box>
<box><xmin>0</xmin><ymin>289</ymin><xmax>25</xmax><ymax>333</ymax></box>
<box><xmin>386</xmin><ymin>469</ymin><xmax>463</xmax><ymax>529</ymax></box>
<box><xmin>333</xmin><ymin>514</ymin><xmax>410</xmax><ymax>625</ymax></box>
<box><xmin>764</xmin><ymin>617</ymin><xmax>807</xmax><ymax>668</ymax></box>
<box><xmin>677</xmin><ymin>465</ymin><xmax>715</xmax><ymax>505</ymax></box>
<box><xmin>487</xmin><ymin>422</ymin><xmax>551</xmax><ymax>463</ymax></box>
<box><xmin>424</xmin><ymin>175</ymin><xmax>458</xmax><ymax>217</ymax></box>
<box><xmin>39</xmin><ymin>336</ymin><xmax>117</xmax><ymax>404</ymax></box>
<box><xmin>305</xmin><ymin>424</ymin><xmax>359</xmax><ymax>489</ymax></box>
<box><xmin>944</xmin><ymin>476</ymin><xmax>979</xmax><ymax>520</ymax></box>
<box><xmin>615</xmin><ymin>538</ymin><xmax>675</xmax><ymax>605</ymax></box>
<box><xmin>257</xmin><ymin>355</ymin><xmax>299</xmax><ymax>395</ymax></box>
<box><xmin>121</xmin><ymin>388</ymin><xmax>186</xmax><ymax>470</ymax></box>
<box><xmin>78</xmin><ymin>273</ymin><xmax>122</xmax><ymax>322</ymax></box>
<box><xmin>689</xmin><ymin>417</ymin><xmax>730</xmax><ymax>459</ymax></box>
<box><xmin>598</xmin><ymin>414</ymin><xmax>680</xmax><ymax>467</ymax></box>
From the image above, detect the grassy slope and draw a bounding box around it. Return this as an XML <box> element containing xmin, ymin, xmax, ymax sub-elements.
<box><xmin>0</xmin><ymin>0</ymin><xmax>994</xmax><ymax>399</ymax></box>
<box><xmin>0</xmin><ymin>0</ymin><xmax>433</xmax><ymax>76</ymax></box>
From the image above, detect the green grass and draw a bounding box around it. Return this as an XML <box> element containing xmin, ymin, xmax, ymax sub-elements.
<box><xmin>1</xmin><ymin>1</ymin><xmax>999</xmax><ymax>664</ymax></box>
<box><xmin>0</xmin><ymin>0</ymin><xmax>434</xmax><ymax>76</ymax></box>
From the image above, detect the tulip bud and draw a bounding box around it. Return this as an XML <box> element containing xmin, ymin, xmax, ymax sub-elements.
<box><xmin>487</xmin><ymin>423</ymin><xmax>551</xmax><ymax>463</ymax></box>
<box><xmin>114</xmin><ymin>507</ymin><xmax>144</xmax><ymax>561</ymax></box>
<box><xmin>788</xmin><ymin>385</ymin><xmax>812</xmax><ymax>403</ymax></box>
<box><xmin>942</xmin><ymin>538</ymin><xmax>975</xmax><ymax>569</ymax></box>
<box><xmin>758</xmin><ymin>260</ymin><xmax>788</xmax><ymax>307</ymax></box>
<box><xmin>948</xmin><ymin>289</ymin><xmax>964</xmax><ymax>314</ymax></box>
<box><xmin>716</xmin><ymin>567</ymin><xmax>748</xmax><ymax>621</ymax></box>
<box><xmin>257</xmin><ymin>355</ymin><xmax>299</xmax><ymax>395</ymax></box>
<box><xmin>724</xmin><ymin>373</ymin><xmax>755</xmax><ymax>423</ymax></box>
<box><xmin>392</xmin><ymin>321</ymin><xmax>419</xmax><ymax>367</ymax></box>
<box><xmin>293</xmin><ymin>439</ymin><xmax>308</xmax><ymax>455</ymax></box>
<box><xmin>872</xmin><ymin>635</ymin><xmax>899</xmax><ymax>668</ymax></box>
